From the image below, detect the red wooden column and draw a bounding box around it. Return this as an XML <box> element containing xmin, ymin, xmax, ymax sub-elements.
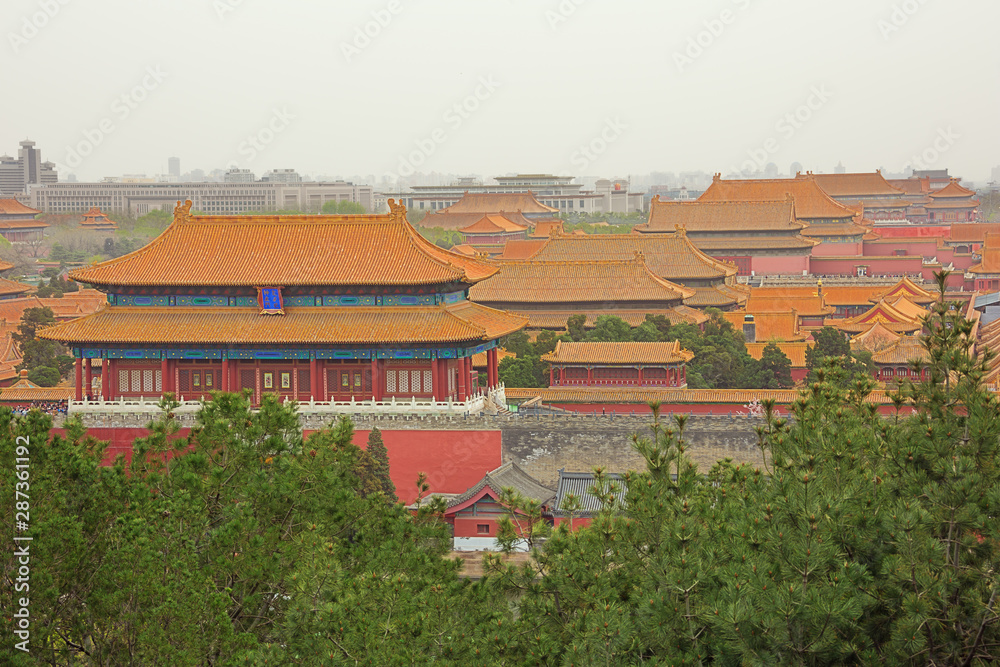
<box><xmin>74</xmin><ymin>358</ymin><xmax>83</xmax><ymax>401</ymax></box>
<box><xmin>109</xmin><ymin>359</ymin><xmax>118</xmax><ymax>400</ymax></box>
<box><xmin>310</xmin><ymin>357</ymin><xmax>319</xmax><ymax>400</ymax></box>
<box><xmin>586</xmin><ymin>366</ymin><xmax>593</xmax><ymax>387</ymax></box>
<box><xmin>457</xmin><ymin>356</ymin><xmax>467</xmax><ymax>401</ymax></box>
<box><xmin>549</xmin><ymin>365</ymin><xmax>554</xmax><ymax>388</ymax></box>
<box><xmin>682</xmin><ymin>366</ymin><xmax>687</xmax><ymax>386</ymax></box>
<box><xmin>489</xmin><ymin>348</ymin><xmax>498</xmax><ymax>388</ymax></box>
<box><xmin>83</xmin><ymin>358</ymin><xmax>92</xmax><ymax>399</ymax></box>
<box><xmin>637</xmin><ymin>366</ymin><xmax>644</xmax><ymax>387</ymax></box>
<box><xmin>370</xmin><ymin>357</ymin><xmax>379</xmax><ymax>401</ymax></box>
<box><xmin>101</xmin><ymin>358</ymin><xmax>110</xmax><ymax>400</ymax></box>
<box><xmin>432</xmin><ymin>358</ymin><xmax>443</xmax><ymax>400</ymax></box>
<box><xmin>221</xmin><ymin>357</ymin><xmax>230</xmax><ymax>392</ymax></box>
<box><xmin>161</xmin><ymin>358</ymin><xmax>170</xmax><ymax>395</ymax></box>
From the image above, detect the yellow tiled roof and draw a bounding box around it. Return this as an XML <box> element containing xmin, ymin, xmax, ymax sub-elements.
<box><xmin>746</xmin><ymin>341</ymin><xmax>812</xmax><ymax>368</ymax></box>
<box><xmin>525</xmin><ymin>233</ymin><xmax>738</xmax><ymax>280</ymax></box>
<box><xmin>850</xmin><ymin>322</ymin><xmax>902</xmax><ymax>354</ymax></box>
<box><xmin>804</xmin><ymin>171</ymin><xmax>906</xmax><ymax>198</ymax></box>
<box><xmin>700</xmin><ymin>174</ymin><xmax>858</xmax><ymax>220</ymax></box>
<box><xmin>689</xmin><ymin>236</ymin><xmax>818</xmax><ymax>250</ymax></box>
<box><xmin>459</xmin><ymin>214</ymin><xmax>528</xmax><ymax>234</ymax></box>
<box><xmin>541</xmin><ymin>340</ymin><xmax>694</xmax><ymax>365</ymax></box>
<box><xmin>639</xmin><ymin>198</ymin><xmax>805</xmax><ymax>232</ymax></box>
<box><xmin>441</xmin><ymin>192</ymin><xmax>558</xmax><ymax>214</ymax></box>
<box><xmin>723</xmin><ymin>311</ymin><xmax>806</xmax><ymax>341</ymax></box>
<box><xmin>470</xmin><ymin>259</ymin><xmax>694</xmax><ymax>305</ymax></box>
<box><xmin>70</xmin><ymin>201</ymin><xmax>497</xmax><ymax>288</ymax></box>
<box><xmin>871</xmin><ymin>336</ymin><xmax>929</xmax><ymax>365</ymax></box>
<box><xmin>37</xmin><ymin>302</ymin><xmax>527</xmax><ymax>345</ymax></box>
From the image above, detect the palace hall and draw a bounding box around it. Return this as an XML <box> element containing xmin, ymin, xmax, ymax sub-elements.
<box><xmin>40</xmin><ymin>200</ymin><xmax>526</xmax><ymax>405</ymax></box>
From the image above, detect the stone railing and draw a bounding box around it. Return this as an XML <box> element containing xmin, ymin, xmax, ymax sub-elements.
<box><xmin>66</xmin><ymin>385</ymin><xmax>509</xmax><ymax>427</ymax></box>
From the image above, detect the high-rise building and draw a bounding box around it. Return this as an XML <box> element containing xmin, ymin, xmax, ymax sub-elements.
<box><xmin>224</xmin><ymin>168</ymin><xmax>256</xmax><ymax>183</ymax></box>
<box><xmin>0</xmin><ymin>140</ymin><xmax>57</xmax><ymax>194</ymax></box>
<box><xmin>168</xmin><ymin>157</ymin><xmax>180</xmax><ymax>178</ymax></box>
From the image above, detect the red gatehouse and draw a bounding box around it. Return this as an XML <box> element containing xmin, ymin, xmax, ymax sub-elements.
<box><xmin>542</xmin><ymin>341</ymin><xmax>692</xmax><ymax>388</ymax></box>
<box><xmin>39</xmin><ymin>200</ymin><xmax>526</xmax><ymax>406</ymax></box>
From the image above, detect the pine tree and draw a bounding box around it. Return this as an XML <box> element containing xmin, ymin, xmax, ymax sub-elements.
<box><xmin>359</xmin><ymin>427</ymin><xmax>395</xmax><ymax>500</ymax></box>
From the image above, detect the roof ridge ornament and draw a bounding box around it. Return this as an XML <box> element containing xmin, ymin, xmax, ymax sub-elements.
<box><xmin>173</xmin><ymin>199</ymin><xmax>193</xmax><ymax>223</ymax></box>
<box><xmin>387</xmin><ymin>198</ymin><xmax>407</xmax><ymax>223</ymax></box>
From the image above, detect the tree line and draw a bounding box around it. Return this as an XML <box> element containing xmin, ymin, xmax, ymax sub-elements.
<box><xmin>499</xmin><ymin>310</ymin><xmax>795</xmax><ymax>390</ymax></box>
<box><xmin>3</xmin><ymin>281</ymin><xmax>999</xmax><ymax>664</ymax></box>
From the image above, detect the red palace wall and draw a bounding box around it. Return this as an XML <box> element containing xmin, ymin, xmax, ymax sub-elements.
<box><xmin>874</xmin><ymin>225</ymin><xmax>950</xmax><ymax>239</ymax></box>
<box><xmin>751</xmin><ymin>254</ymin><xmax>810</xmax><ymax>275</ymax></box>
<box><xmin>811</xmin><ymin>241</ymin><xmax>863</xmax><ymax>257</ymax></box>
<box><xmin>50</xmin><ymin>427</ymin><xmax>502</xmax><ymax>506</ymax></box>
<box><xmin>810</xmin><ymin>255</ymin><xmax>923</xmax><ymax>277</ymax></box>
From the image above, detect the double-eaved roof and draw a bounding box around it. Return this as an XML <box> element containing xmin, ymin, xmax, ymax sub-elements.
<box><xmin>801</xmin><ymin>171</ymin><xmax>906</xmax><ymax>199</ymax></box>
<box><xmin>699</xmin><ymin>173</ymin><xmax>858</xmax><ymax>221</ymax></box>
<box><xmin>70</xmin><ymin>200</ymin><xmax>498</xmax><ymax>288</ymax></box>
<box><xmin>470</xmin><ymin>259</ymin><xmax>694</xmax><ymax>305</ymax></box>
<box><xmin>638</xmin><ymin>197</ymin><xmax>805</xmax><ymax>233</ymax></box>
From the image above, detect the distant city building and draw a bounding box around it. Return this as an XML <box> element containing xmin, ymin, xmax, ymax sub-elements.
<box><xmin>992</xmin><ymin>165</ymin><xmax>1000</xmax><ymax>185</ymax></box>
<box><xmin>790</xmin><ymin>162</ymin><xmax>804</xmax><ymax>177</ymax></box>
<box><xmin>27</xmin><ymin>181</ymin><xmax>373</xmax><ymax>215</ymax></box>
<box><xmin>168</xmin><ymin>157</ymin><xmax>180</xmax><ymax>179</ymax></box>
<box><xmin>262</xmin><ymin>168</ymin><xmax>302</xmax><ymax>183</ymax></box>
<box><xmin>224</xmin><ymin>168</ymin><xmax>256</xmax><ymax>183</ymax></box>
<box><xmin>0</xmin><ymin>140</ymin><xmax>57</xmax><ymax>195</ymax></box>
<box><xmin>391</xmin><ymin>173</ymin><xmax>643</xmax><ymax>214</ymax></box>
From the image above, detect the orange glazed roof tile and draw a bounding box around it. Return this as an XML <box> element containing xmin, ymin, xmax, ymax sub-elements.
<box><xmin>836</xmin><ymin>300</ymin><xmax>923</xmax><ymax>334</ymax></box>
<box><xmin>70</xmin><ymin>200</ymin><xmax>498</xmax><ymax>288</ymax></box>
<box><xmin>722</xmin><ymin>311</ymin><xmax>806</xmax><ymax>341</ymax></box>
<box><xmin>929</xmin><ymin>179</ymin><xmax>976</xmax><ymax>199</ymax></box>
<box><xmin>746</xmin><ymin>341</ymin><xmax>811</xmax><ymax>368</ymax></box>
<box><xmin>800</xmin><ymin>222</ymin><xmax>871</xmax><ymax>237</ymax></box>
<box><xmin>851</xmin><ymin>322</ymin><xmax>902</xmax><ymax>354</ymax></box>
<box><xmin>887</xmin><ymin>178</ymin><xmax>931</xmax><ymax>196</ymax></box>
<box><xmin>471</xmin><ymin>347</ymin><xmax>516</xmax><ymax>368</ymax></box>
<box><xmin>699</xmin><ymin>174</ymin><xmax>858</xmax><ymax>221</ymax></box>
<box><xmin>440</xmin><ymin>192</ymin><xmax>558</xmax><ymax>214</ymax></box>
<box><xmin>469</xmin><ymin>259</ymin><xmax>695</xmax><ymax>305</ymax></box>
<box><xmin>79</xmin><ymin>206</ymin><xmax>117</xmax><ymax>228</ymax></box>
<box><xmin>970</xmin><ymin>234</ymin><xmax>1000</xmax><ymax>274</ymax></box>
<box><xmin>871</xmin><ymin>336</ymin><xmax>929</xmax><ymax>365</ymax></box>
<box><xmin>0</xmin><ymin>199</ymin><xmax>40</xmax><ymax>216</ymax></box>
<box><xmin>0</xmin><ymin>372</ymin><xmax>74</xmax><ymax>402</ymax></box>
<box><xmin>949</xmin><ymin>224</ymin><xmax>1000</xmax><ymax>243</ymax></box>
<box><xmin>0</xmin><ymin>260</ymin><xmax>13</xmax><ymax>272</ymax></box>
<box><xmin>685</xmin><ymin>283</ymin><xmax>750</xmax><ymax>308</ymax></box>
<box><xmin>458</xmin><ymin>214</ymin><xmax>528</xmax><ymax>234</ymax></box>
<box><xmin>541</xmin><ymin>340</ymin><xmax>694</xmax><ymax>365</ymax></box>
<box><xmin>418</xmin><ymin>210</ymin><xmax>536</xmax><ymax>231</ymax></box>
<box><xmin>448</xmin><ymin>244</ymin><xmax>479</xmax><ymax>257</ymax></box>
<box><xmin>638</xmin><ymin>197</ymin><xmax>805</xmax><ymax>233</ymax></box>
<box><xmin>925</xmin><ymin>198</ymin><xmax>979</xmax><ymax>210</ymax></box>
<box><xmin>0</xmin><ymin>220</ymin><xmax>48</xmax><ymax>230</ymax></box>
<box><xmin>689</xmin><ymin>236</ymin><xmax>818</xmax><ymax>250</ymax></box>
<box><xmin>525</xmin><ymin>232</ymin><xmax>738</xmax><ymax>280</ymax></box>
<box><xmin>529</xmin><ymin>220</ymin><xmax>565</xmax><ymax>238</ymax></box>
<box><xmin>872</xmin><ymin>277</ymin><xmax>936</xmax><ymax>305</ymax></box>
<box><xmin>0</xmin><ymin>277</ymin><xmax>33</xmax><ymax>297</ymax></box>
<box><xmin>38</xmin><ymin>301</ymin><xmax>527</xmax><ymax>346</ymax></box>
<box><xmin>745</xmin><ymin>290</ymin><xmax>833</xmax><ymax>317</ymax></box>
<box><xmin>803</xmin><ymin>171</ymin><xmax>906</xmax><ymax>198</ymax></box>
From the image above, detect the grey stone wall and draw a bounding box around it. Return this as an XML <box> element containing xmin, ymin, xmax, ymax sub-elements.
<box><xmin>66</xmin><ymin>411</ymin><xmax>766</xmax><ymax>489</ymax></box>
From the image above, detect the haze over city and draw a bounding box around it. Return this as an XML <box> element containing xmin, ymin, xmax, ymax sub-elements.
<box><xmin>4</xmin><ymin>0</ymin><xmax>999</xmax><ymax>183</ymax></box>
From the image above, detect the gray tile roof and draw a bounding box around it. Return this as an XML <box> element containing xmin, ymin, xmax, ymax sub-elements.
<box><xmin>554</xmin><ymin>470</ymin><xmax>628</xmax><ymax>515</ymax></box>
<box><xmin>446</xmin><ymin>461</ymin><xmax>555</xmax><ymax>509</ymax></box>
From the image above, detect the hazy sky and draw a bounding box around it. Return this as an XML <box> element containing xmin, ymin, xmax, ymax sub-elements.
<box><xmin>4</xmin><ymin>0</ymin><xmax>998</xmax><ymax>184</ymax></box>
